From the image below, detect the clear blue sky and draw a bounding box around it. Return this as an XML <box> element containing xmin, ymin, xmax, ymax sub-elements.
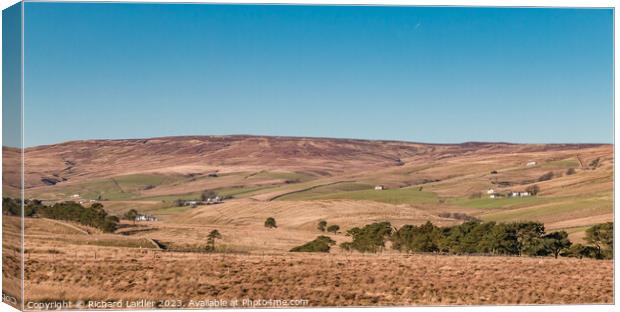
<box><xmin>22</xmin><ymin>3</ymin><xmax>613</xmax><ymax>147</ymax></box>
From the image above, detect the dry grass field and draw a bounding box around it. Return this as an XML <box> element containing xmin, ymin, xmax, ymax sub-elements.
<box><xmin>2</xmin><ymin>136</ymin><xmax>614</xmax><ymax>307</ymax></box>
<box><xmin>22</xmin><ymin>247</ymin><xmax>613</xmax><ymax>306</ymax></box>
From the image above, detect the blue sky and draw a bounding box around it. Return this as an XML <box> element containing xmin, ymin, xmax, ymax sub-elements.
<box><xmin>21</xmin><ymin>3</ymin><xmax>613</xmax><ymax>147</ymax></box>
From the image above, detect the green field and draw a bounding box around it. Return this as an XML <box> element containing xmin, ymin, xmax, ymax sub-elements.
<box><xmin>276</xmin><ymin>182</ymin><xmax>373</xmax><ymax>200</ymax></box>
<box><xmin>480</xmin><ymin>194</ymin><xmax>612</xmax><ymax>222</ymax></box>
<box><xmin>245</xmin><ymin>171</ymin><xmax>315</xmax><ymax>182</ymax></box>
<box><xmin>135</xmin><ymin>192</ymin><xmax>203</xmax><ymax>202</ymax></box>
<box><xmin>279</xmin><ymin>185</ymin><xmax>438</xmax><ymax>205</ymax></box>
<box><xmin>215</xmin><ymin>185</ymin><xmax>280</xmax><ymax>197</ymax></box>
<box><xmin>34</xmin><ymin>174</ymin><xmax>186</xmax><ymax>201</ymax></box>
<box><xmin>450</xmin><ymin>196</ymin><xmax>550</xmax><ymax>209</ymax></box>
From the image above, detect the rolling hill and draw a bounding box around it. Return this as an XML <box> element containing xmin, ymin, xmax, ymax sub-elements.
<box><xmin>3</xmin><ymin>135</ymin><xmax>613</xmax><ymax>246</ymax></box>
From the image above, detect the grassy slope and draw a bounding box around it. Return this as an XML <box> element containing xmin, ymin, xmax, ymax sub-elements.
<box><xmin>479</xmin><ymin>193</ymin><xmax>612</xmax><ymax>223</ymax></box>
<box><xmin>278</xmin><ymin>186</ymin><xmax>439</xmax><ymax>205</ymax></box>
<box><xmin>22</xmin><ymin>146</ymin><xmax>612</xmax><ymax>251</ymax></box>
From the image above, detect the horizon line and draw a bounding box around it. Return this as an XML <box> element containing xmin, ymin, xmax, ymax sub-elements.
<box><xmin>10</xmin><ymin>134</ymin><xmax>614</xmax><ymax>149</ymax></box>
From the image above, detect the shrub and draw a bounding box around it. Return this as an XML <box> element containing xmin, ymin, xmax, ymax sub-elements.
<box><xmin>438</xmin><ymin>212</ymin><xmax>479</xmax><ymax>222</ymax></box>
<box><xmin>264</xmin><ymin>217</ymin><xmax>277</xmax><ymax>229</ymax></box>
<box><xmin>327</xmin><ymin>225</ymin><xmax>340</xmax><ymax>234</ymax></box>
<box><xmin>566</xmin><ymin>168</ymin><xmax>576</xmax><ymax>175</ymax></box>
<box><xmin>562</xmin><ymin>243</ymin><xmax>599</xmax><ymax>259</ymax></box>
<box><xmin>589</xmin><ymin>158</ymin><xmax>601</xmax><ymax>169</ymax></box>
<box><xmin>290</xmin><ymin>236</ymin><xmax>336</xmax><ymax>252</ymax></box>
<box><xmin>538</xmin><ymin>172</ymin><xmax>554</xmax><ymax>182</ymax></box>
<box><xmin>339</xmin><ymin>242</ymin><xmax>353</xmax><ymax>251</ymax></box>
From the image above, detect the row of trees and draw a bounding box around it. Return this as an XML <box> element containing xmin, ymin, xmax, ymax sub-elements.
<box><xmin>338</xmin><ymin>220</ymin><xmax>613</xmax><ymax>259</ymax></box>
<box><xmin>3</xmin><ymin>198</ymin><xmax>42</xmax><ymax>217</ymax></box>
<box><xmin>38</xmin><ymin>201</ymin><xmax>119</xmax><ymax>233</ymax></box>
<box><xmin>3</xmin><ymin>197</ymin><xmax>118</xmax><ymax>233</ymax></box>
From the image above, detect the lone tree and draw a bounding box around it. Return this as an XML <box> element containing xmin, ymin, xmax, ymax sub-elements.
<box><xmin>544</xmin><ymin>231</ymin><xmax>572</xmax><ymax>258</ymax></box>
<box><xmin>317</xmin><ymin>220</ymin><xmax>327</xmax><ymax>232</ymax></box>
<box><xmin>207</xmin><ymin>229</ymin><xmax>222</xmax><ymax>252</ymax></box>
<box><xmin>123</xmin><ymin>209</ymin><xmax>139</xmax><ymax>224</ymax></box>
<box><xmin>525</xmin><ymin>184</ymin><xmax>540</xmax><ymax>196</ymax></box>
<box><xmin>566</xmin><ymin>168</ymin><xmax>577</xmax><ymax>175</ymax></box>
<box><xmin>265</xmin><ymin>217</ymin><xmax>277</xmax><ymax>229</ymax></box>
<box><xmin>327</xmin><ymin>224</ymin><xmax>340</xmax><ymax>234</ymax></box>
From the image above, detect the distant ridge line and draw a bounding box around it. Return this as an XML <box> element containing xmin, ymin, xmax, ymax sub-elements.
<box><xmin>24</xmin><ymin>134</ymin><xmax>611</xmax><ymax>149</ymax></box>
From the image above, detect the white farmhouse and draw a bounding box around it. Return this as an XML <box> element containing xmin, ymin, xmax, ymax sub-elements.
<box><xmin>135</xmin><ymin>214</ymin><xmax>158</xmax><ymax>222</ymax></box>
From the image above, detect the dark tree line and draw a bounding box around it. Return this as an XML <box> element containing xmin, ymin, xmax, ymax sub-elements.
<box><xmin>2</xmin><ymin>197</ymin><xmax>118</xmax><ymax>233</ymax></box>
<box><xmin>339</xmin><ymin>220</ymin><xmax>612</xmax><ymax>259</ymax></box>
<box><xmin>3</xmin><ymin>197</ymin><xmax>42</xmax><ymax>217</ymax></box>
<box><xmin>340</xmin><ymin>221</ymin><xmax>393</xmax><ymax>253</ymax></box>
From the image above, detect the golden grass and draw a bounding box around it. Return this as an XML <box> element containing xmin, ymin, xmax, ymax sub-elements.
<box><xmin>23</xmin><ymin>247</ymin><xmax>613</xmax><ymax>306</ymax></box>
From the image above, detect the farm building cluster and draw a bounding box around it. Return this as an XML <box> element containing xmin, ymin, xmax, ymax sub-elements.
<box><xmin>135</xmin><ymin>214</ymin><xmax>158</xmax><ymax>222</ymax></box>
<box><xmin>486</xmin><ymin>189</ymin><xmax>531</xmax><ymax>199</ymax></box>
<box><xmin>70</xmin><ymin>194</ymin><xmax>98</xmax><ymax>205</ymax></box>
<box><xmin>181</xmin><ymin>196</ymin><xmax>224</xmax><ymax>208</ymax></box>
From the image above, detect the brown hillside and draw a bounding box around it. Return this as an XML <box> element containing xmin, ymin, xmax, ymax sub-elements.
<box><xmin>15</xmin><ymin>135</ymin><xmax>609</xmax><ymax>190</ymax></box>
